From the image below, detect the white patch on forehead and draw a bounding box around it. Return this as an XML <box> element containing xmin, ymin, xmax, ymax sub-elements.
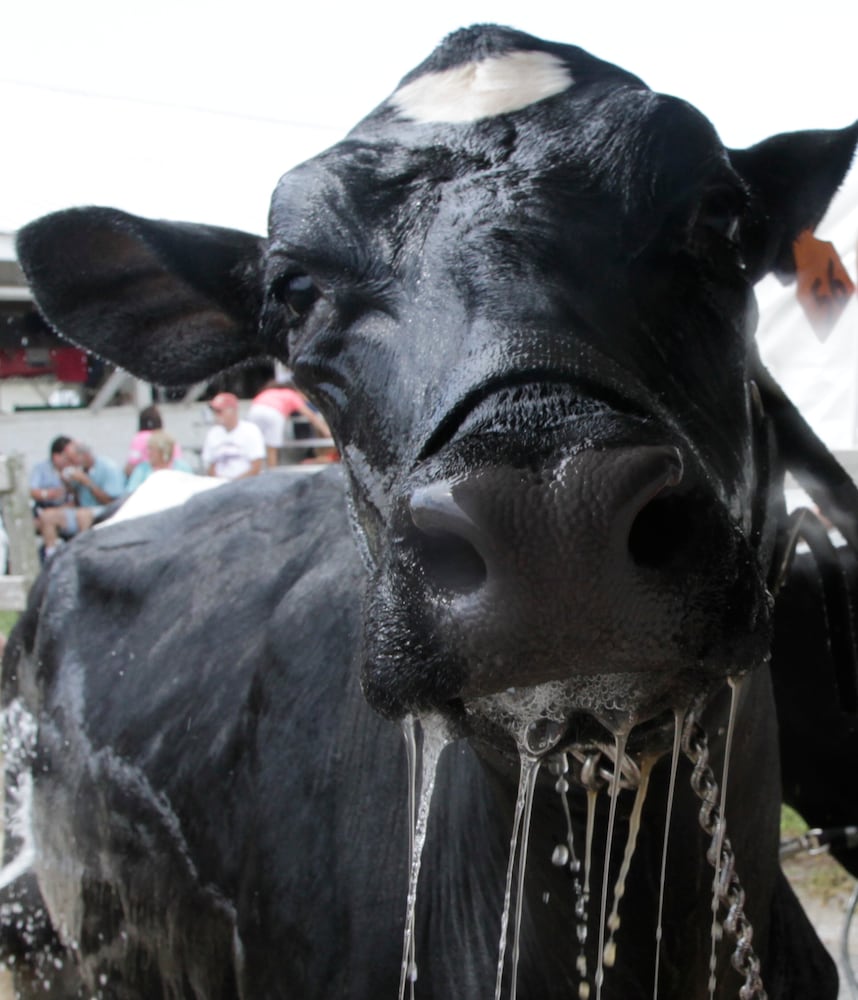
<box><xmin>392</xmin><ymin>50</ymin><xmax>573</xmax><ymax>124</ymax></box>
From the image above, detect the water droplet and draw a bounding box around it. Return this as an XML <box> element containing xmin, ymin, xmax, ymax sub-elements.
<box><xmin>551</xmin><ymin>844</ymin><xmax>569</xmax><ymax>867</ymax></box>
<box><xmin>547</xmin><ymin>753</ymin><xmax>569</xmax><ymax>776</ymax></box>
<box><xmin>524</xmin><ymin>717</ymin><xmax>564</xmax><ymax>755</ymax></box>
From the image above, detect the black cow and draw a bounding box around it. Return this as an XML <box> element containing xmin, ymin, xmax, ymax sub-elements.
<box><xmin>4</xmin><ymin>24</ymin><xmax>858</xmax><ymax>1000</ymax></box>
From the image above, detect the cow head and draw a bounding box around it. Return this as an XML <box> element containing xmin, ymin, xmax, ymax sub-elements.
<box><xmin>16</xmin><ymin>26</ymin><xmax>858</xmax><ymax>757</ymax></box>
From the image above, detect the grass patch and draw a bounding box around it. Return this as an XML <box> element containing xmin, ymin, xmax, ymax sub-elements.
<box><xmin>781</xmin><ymin>804</ymin><xmax>809</xmax><ymax>838</ymax></box>
<box><xmin>0</xmin><ymin>611</ymin><xmax>18</xmax><ymax>638</ymax></box>
<box><xmin>781</xmin><ymin>804</ymin><xmax>855</xmax><ymax>903</ymax></box>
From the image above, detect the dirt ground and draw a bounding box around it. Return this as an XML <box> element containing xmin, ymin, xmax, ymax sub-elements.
<box><xmin>783</xmin><ymin>850</ymin><xmax>857</xmax><ymax>998</ymax></box>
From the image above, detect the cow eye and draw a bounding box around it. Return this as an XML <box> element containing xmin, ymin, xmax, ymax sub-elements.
<box><xmin>699</xmin><ymin>208</ymin><xmax>740</xmax><ymax>242</ymax></box>
<box><xmin>693</xmin><ymin>188</ymin><xmax>743</xmax><ymax>244</ymax></box>
<box><xmin>270</xmin><ymin>272</ymin><xmax>320</xmax><ymax>321</ymax></box>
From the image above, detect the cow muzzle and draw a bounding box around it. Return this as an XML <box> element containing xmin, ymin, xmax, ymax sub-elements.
<box><xmin>360</xmin><ymin>441</ymin><xmax>770</xmax><ymax>723</ymax></box>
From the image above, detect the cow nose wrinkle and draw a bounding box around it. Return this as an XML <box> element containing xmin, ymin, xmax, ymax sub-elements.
<box><xmin>409</xmin><ymin>485</ymin><xmax>488</xmax><ymax>595</ymax></box>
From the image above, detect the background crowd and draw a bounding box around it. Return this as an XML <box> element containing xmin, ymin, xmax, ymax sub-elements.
<box><xmin>28</xmin><ymin>386</ymin><xmax>334</xmax><ymax>560</ymax></box>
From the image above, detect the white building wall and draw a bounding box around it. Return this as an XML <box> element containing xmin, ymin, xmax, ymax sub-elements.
<box><xmin>757</xmin><ymin>163</ymin><xmax>858</xmax><ymax>449</ymax></box>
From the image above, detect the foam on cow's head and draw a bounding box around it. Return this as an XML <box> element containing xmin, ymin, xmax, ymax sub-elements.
<box><xmin>16</xmin><ymin>25</ymin><xmax>858</xmax><ymax>747</ymax></box>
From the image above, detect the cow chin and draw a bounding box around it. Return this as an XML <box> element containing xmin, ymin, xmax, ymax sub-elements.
<box><xmin>459</xmin><ymin>668</ymin><xmax>730</xmax><ymax>768</ymax></box>
<box><xmin>361</xmin><ymin>644</ymin><xmax>770</xmax><ymax>757</ymax></box>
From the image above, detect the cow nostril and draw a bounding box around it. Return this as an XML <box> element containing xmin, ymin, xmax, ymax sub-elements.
<box><xmin>627</xmin><ymin>490</ymin><xmax>698</xmax><ymax>570</ymax></box>
<box><xmin>409</xmin><ymin>484</ymin><xmax>488</xmax><ymax>595</ymax></box>
<box><xmin>414</xmin><ymin>530</ymin><xmax>487</xmax><ymax>595</ymax></box>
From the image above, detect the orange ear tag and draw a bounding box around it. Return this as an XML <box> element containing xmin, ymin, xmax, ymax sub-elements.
<box><xmin>792</xmin><ymin>229</ymin><xmax>855</xmax><ymax>340</ymax></box>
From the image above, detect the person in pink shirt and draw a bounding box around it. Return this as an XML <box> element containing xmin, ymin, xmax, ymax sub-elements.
<box><xmin>125</xmin><ymin>405</ymin><xmax>182</xmax><ymax>476</ymax></box>
<box><xmin>247</xmin><ymin>382</ymin><xmax>332</xmax><ymax>468</ymax></box>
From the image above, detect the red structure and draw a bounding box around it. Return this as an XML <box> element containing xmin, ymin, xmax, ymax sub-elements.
<box><xmin>0</xmin><ymin>346</ymin><xmax>88</xmax><ymax>382</ymax></box>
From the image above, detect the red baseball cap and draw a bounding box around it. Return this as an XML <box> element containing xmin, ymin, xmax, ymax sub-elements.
<box><xmin>209</xmin><ymin>392</ymin><xmax>239</xmax><ymax>411</ymax></box>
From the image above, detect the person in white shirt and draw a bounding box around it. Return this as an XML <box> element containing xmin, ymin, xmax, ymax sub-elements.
<box><xmin>202</xmin><ymin>392</ymin><xmax>266</xmax><ymax>480</ymax></box>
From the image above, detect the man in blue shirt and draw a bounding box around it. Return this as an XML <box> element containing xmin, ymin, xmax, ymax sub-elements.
<box><xmin>29</xmin><ymin>435</ymin><xmax>75</xmax><ymax>510</ymax></box>
<box><xmin>35</xmin><ymin>440</ymin><xmax>125</xmax><ymax>558</ymax></box>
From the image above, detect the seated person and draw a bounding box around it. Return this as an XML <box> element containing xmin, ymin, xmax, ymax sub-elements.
<box><xmin>126</xmin><ymin>430</ymin><xmax>193</xmax><ymax>492</ymax></box>
<box><xmin>29</xmin><ymin>435</ymin><xmax>75</xmax><ymax>511</ymax></box>
<box><xmin>247</xmin><ymin>383</ymin><xmax>332</xmax><ymax>468</ymax></box>
<box><xmin>36</xmin><ymin>441</ymin><xmax>125</xmax><ymax>558</ymax></box>
<box><xmin>125</xmin><ymin>405</ymin><xmax>184</xmax><ymax>476</ymax></box>
<box><xmin>202</xmin><ymin>393</ymin><xmax>265</xmax><ymax>480</ymax></box>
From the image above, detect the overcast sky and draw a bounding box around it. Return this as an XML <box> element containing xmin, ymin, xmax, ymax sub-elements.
<box><xmin>3</xmin><ymin>0</ymin><xmax>857</xmax><ymax>236</ymax></box>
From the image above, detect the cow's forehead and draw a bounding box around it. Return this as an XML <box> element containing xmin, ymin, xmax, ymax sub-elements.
<box><xmin>389</xmin><ymin>50</ymin><xmax>575</xmax><ymax>125</ymax></box>
<box><xmin>270</xmin><ymin>90</ymin><xmax>727</xmax><ymax>259</ymax></box>
<box><xmin>268</xmin><ymin>26</ymin><xmax>731</xmax><ymax>259</ymax></box>
<box><xmin>377</xmin><ymin>24</ymin><xmax>648</xmax><ymax>126</ymax></box>
<box><xmin>344</xmin><ymin>26</ymin><xmax>723</xmax><ymax>187</ymax></box>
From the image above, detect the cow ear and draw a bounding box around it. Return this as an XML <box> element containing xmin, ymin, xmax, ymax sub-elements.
<box><xmin>729</xmin><ymin>121</ymin><xmax>858</xmax><ymax>283</ymax></box>
<box><xmin>16</xmin><ymin>207</ymin><xmax>266</xmax><ymax>386</ymax></box>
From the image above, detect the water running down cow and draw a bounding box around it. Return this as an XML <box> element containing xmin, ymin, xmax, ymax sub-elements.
<box><xmin>3</xmin><ymin>23</ymin><xmax>858</xmax><ymax>999</ymax></box>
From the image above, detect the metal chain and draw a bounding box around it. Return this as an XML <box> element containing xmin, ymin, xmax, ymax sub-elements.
<box><xmin>682</xmin><ymin>719</ymin><xmax>768</xmax><ymax>1000</ymax></box>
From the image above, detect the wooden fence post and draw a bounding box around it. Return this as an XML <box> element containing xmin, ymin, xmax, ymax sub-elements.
<box><xmin>0</xmin><ymin>453</ymin><xmax>39</xmax><ymax>612</ymax></box>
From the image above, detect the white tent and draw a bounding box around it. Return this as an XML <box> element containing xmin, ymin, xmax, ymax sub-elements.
<box><xmin>756</xmin><ymin>162</ymin><xmax>858</xmax><ymax>450</ymax></box>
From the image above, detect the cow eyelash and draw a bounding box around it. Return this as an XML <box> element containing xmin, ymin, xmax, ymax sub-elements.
<box><xmin>702</xmin><ymin>212</ymin><xmax>740</xmax><ymax>242</ymax></box>
<box><xmin>269</xmin><ymin>271</ymin><xmax>321</xmax><ymax>322</ymax></box>
<box><xmin>692</xmin><ymin>186</ymin><xmax>745</xmax><ymax>244</ymax></box>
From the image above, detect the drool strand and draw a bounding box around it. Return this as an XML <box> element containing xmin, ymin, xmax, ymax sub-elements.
<box><xmin>577</xmin><ymin>783</ymin><xmax>599</xmax><ymax>1000</ymax></box>
<box><xmin>682</xmin><ymin>713</ymin><xmax>768</xmax><ymax>1000</ymax></box>
<box><xmin>401</xmin><ymin>715</ymin><xmax>419</xmax><ymax>1000</ymax></box>
<box><xmin>594</xmin><ymin>729</ymin><xmax>629</xmax><ymax>1000</ymax></box>
<box><xmin>602</xmin><ymin>755</ymin><xmax>655</xmax><ymax>972</ymax></box>
<box><xmin>494</xmin><ymin>752</ymin><xmax>541</xmax><ymax>1000</ymax></box>
<box><xmin>509</xmin><ymin>751</ymin><xmax>542</xmax><ymax>1000</ymax></box>
<box><xmin>653</xmin><ymin>708</ymin><xmax>686</xmax><ymax>1000</ymax></box>
<box><xmin>707</xmin><ymin>677</ymin><xmax>744</xmax><ymax>999</ymax></box>
<box><xmin>549</xmin><ymin>753</ymin><xmax>589</xmax><ymax>998</ymax></box>
<box><xmin>398</xmin><ymin>714</ymin><xmax>452</xmax><ymax>1000</ymax></box>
